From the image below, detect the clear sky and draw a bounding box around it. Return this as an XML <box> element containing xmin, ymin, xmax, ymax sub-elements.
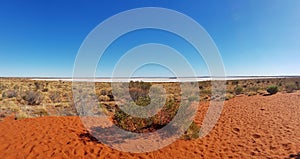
<box><xmin>0</xmin><ymin>0</ymin><xmax>300</xmax><ymax>77</ymax></box>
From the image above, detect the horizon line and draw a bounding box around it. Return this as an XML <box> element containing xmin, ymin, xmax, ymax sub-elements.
<box><xmin>1</xmin><ymin>75</ymin><xmax>300</xmax><ymax>79</ymax></box>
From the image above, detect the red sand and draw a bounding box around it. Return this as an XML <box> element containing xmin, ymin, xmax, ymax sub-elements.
<box><xmin>0</xmin><ymin>92</ymin><xmax>299</xmax><ymax>158</ymax></box>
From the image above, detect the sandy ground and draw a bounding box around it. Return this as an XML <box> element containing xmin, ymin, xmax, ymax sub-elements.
<box><xmin>0</xmin><ymin>91</ymin><xmax>299</xmax><ymax>158</ymax></box>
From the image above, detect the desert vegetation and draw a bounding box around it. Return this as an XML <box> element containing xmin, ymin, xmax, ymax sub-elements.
<box><xmin>267</xmin><ymin>85</ymin><xmax>279</xmax><ymax>95</ymax></box>
<box><xmin>1</xmin><ymin>77</ymin><xmax>300</xmax><ymax>118</ymax></box>
<box><xmin>1</xmin><ymin>77</ymin><xmax>300</xmax><ymax>139</ymax></box>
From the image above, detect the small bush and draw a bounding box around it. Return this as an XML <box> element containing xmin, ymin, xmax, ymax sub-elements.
<box><xmin>128</xmin><ymin>81</ymin><xmax>151</xmax><ymax>103</ymax></box>
<box><xmin>135</xmin><ymin>96</ymin><xmax>151</xmax><ymax>106</ymax></box>
<box><xmin>247</xmin><ymin>91</ymin><xmax>257</xmax><ymax>96</ymax></box>
<box><xmin>129</xmin><ymin>88</ymin><xmax>145</xmax><ymax>101</ymax></box>
<box><xmin>22</xmin><ymin>90</ymin><xmax>42</xmax><ymax>105</ymax></box>
<box><xmin>285</xmin><ymin>83</ymin><xmax>298</xmax><ymax>93</ymax></box>
<box><xmin>34</xmin><ymin>81</ymin><xmax>44</xmax><ymax>90</ymax></box>
<box><xmin>247</xmin><ymin>86</ymin><xmax>259</xmax><ymax>92</ymax></box>
<box><xmin>49</xmin><ymin>91</ymin><xmax>61</xmax><ymax>103</ymax></box>
<box><xmin>234</xmin><ymin>86</ymin><xmax>243</xmax><ymax>95</ymax></box>
<box><xmin>33</xmin><ymin>107</ymin><xmax>49</xmax><ymax>116</ymax></box>
<box><xmin>267</xmin><ymin>85</ymin><xmax>278</xmax><ymax>95</ymax></box>
<box><xmin>112</xmin><ymin>99</ymin><xmax>179</xmax><ymax>133</ymax></box>
<box><xmin>225</xmin><ymin>93</ymin><xmax>234</xmax><ymax>100</ymax></box>
<box><xmin>2</xmin><ymin>90</ymin><xmax>17</xmax><ymax>98</ymax></box>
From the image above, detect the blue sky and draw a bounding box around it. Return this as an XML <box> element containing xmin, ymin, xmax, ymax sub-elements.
<box><xmin>0</xmin><ymin>0</ymin><xmax>300</xmax><ymax>77</ymax></box>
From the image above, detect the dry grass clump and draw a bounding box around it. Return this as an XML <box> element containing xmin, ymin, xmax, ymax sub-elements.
<box><xmin>13</xmin><ymin>105</ymin><xmax>49</xmax><ymax>120</ymax></box>
<box><xmin>285</xmin><ymin>83</ymin><xmax>299</xmax><ymax>93</ymax></box>
<box><xmin>33</xmin><ymin>106</ymin><xmax>49</xmax><ymax>116</ymax></box>
<box><xmin>15</xmin><ymin>110</ymin><xmax>32</xmax><ymax>120</ymax></box>
<box><xmin>98</xmin><ymin>95</ymin><xmax>111</xmax><ymax>101</ymax></box>
<box><xmin>181</xmin><ymin>121</ymin><xmax>200</xmax><ymax>140</ymax></box>
<box><xmin>246</xmin><ymin>91</ymin><xmax>257</xmax><ymax>96</ymax></box>
<box><xmin>225</xmin><ymin>93</ymin><xmax>235</xmax><ymax>100</ymax></box>
<box><xmin>49</xmin><ymin>91</ymin><xmax>62</xmax><ymax>103</ymax></box>
<box><xmin>0</xmin><ymin>101</ymin><xmax>20</xmax><ymax>113</ymax></box>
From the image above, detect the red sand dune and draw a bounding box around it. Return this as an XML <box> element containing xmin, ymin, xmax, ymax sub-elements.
<box><xmin>0</xmin><ymin>92</ymin><xmax>300</xmax><ymax>158</ymax></box>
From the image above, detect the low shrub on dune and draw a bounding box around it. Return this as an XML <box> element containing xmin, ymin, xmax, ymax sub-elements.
<box><xmin>267</xmin><ymin>85</ymin><xmax>278</xmax><ymax>95</ymax></box>
<box><xmin>285</xmin><ymin>83</ymin><xmax>298</xmax><ymax>93</ymax></box>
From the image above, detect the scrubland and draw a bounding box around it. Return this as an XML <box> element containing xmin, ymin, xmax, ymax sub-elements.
<box><xmin>0</xmin><ymin>77</ymin><xmax>299</xmax><ymax>158</ymax></box>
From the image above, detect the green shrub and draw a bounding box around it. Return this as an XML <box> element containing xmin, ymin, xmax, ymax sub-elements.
<box><xmin>113</xmin><ymin>99</ymin><xmax>179</xmax><ymax>133</ymax></box>
<box><xmin>234</xmin><ymin>86</ymin><xmax>243</xmax><ymax>95</ymax></box>
<box><xmin>267</xmin><ymin>85</ymin><xmax>278</xmax><ymax>95</ymax></box>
